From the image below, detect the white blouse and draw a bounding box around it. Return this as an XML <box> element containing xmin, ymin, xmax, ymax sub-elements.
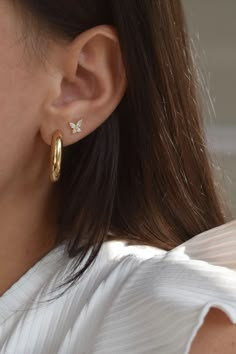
<box><xmin>1</xmin><ymin>219</ymin><xmax>236</xmax><ymax>353</ymax></box>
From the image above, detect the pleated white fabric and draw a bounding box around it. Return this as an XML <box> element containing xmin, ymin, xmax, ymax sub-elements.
<box><xmin>1</xmin><ymin>219</ymin><xmax>236</xmax><ymax>353</ymax></box>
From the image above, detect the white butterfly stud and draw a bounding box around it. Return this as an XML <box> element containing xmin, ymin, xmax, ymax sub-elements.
<box><xmin>69</xmin><ymin>119</ymin><xmax>83</xmax><ymax>134</ymax></box>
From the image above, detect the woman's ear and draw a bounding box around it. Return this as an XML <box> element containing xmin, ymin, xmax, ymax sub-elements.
<box><xmin>40</xmin><ymin>25</ymin><xmax>127</xmax><ymax>146</ymax></box>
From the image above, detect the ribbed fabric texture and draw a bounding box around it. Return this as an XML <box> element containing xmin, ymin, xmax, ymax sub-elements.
<box><xmin>1</xmin><ymin>220</ymin><xmax>236</xmax><ymax>353</ymax></box>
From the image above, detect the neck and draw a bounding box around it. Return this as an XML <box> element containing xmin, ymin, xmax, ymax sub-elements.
<box><xmin>0</xmin><ymin>173</ymin><xmax>57</xmax><ymax>296</ymax></box>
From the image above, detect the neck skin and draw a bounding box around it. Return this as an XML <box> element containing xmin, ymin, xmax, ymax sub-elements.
<box><xmin>0</xmin><ymin>135</ymin><xmax>58</xmax><ymax>296</ymax></box>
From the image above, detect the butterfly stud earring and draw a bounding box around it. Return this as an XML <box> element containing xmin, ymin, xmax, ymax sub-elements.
<box><xmin>69</xmin><ymin>119</ymin><xmax>83</xmax><ymax>134</ymax></box>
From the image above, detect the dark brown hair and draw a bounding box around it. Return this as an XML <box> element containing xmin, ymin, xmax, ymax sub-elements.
<box><xmin>19</xmin><ymin>0</ymin><xmax>232</xmax><ymax>298</ymax></box>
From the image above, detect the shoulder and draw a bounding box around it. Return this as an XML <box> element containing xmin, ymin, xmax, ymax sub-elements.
<box><xmin>89</xmin><ymin>240</ymin><xmax>236</xmax><ymax>354</ymax></box>
<box><xmin>190</xmin><ymin>306</ymin><xmax>236</xmax><ymax>354</ymax></box>
<box><xmin>54</xmin><ymin>233</ymin><xmax>236</xmax><ymax>354</ymax></box>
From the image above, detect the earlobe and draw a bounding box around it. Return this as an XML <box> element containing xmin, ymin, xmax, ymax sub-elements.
<box><xmin>40</xmin><ymin>25</ymin><xmax>127</xmax><ymax>147</ymax></box>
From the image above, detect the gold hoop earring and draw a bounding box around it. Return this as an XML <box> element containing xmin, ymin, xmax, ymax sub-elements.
<box><xmin>50</xmin><ymin>129</ymin><xmax>63</xmax><ymax>183</ymax></box>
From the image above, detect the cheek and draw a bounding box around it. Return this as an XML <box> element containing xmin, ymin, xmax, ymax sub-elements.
<box><xmin>0</xmin><ymin>2</ymin><xmax>50</xmax><ymax>192</ymax></box>
<box><xmin>0</xmin><ymin>44</ymin><xmax>43</xmax><ymax>188</ymax></box>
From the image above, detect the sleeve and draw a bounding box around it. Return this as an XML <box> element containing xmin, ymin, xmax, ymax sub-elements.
<box><xmin>92</xmin><ymin>254</ymin><xmax>236</xmax><ymax>354</ymax></box>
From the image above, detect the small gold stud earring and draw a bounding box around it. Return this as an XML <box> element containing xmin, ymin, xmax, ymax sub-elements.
<box><xmin>69</xmin><ymin>119</ymin><xmax>83</xmax><ymax>134</ymax></box>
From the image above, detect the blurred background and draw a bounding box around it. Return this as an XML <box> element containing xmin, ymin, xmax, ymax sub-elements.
<box><xmin>183</xmin><ymin>0</ymin><xmax>236</xmax><ymax>217</ymax></box>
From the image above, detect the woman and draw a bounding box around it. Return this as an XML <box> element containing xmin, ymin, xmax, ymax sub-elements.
<box><xmin>1</xmin><ymin>0</ymin><xmax>236</xmax><ymax>353</ymax></box>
